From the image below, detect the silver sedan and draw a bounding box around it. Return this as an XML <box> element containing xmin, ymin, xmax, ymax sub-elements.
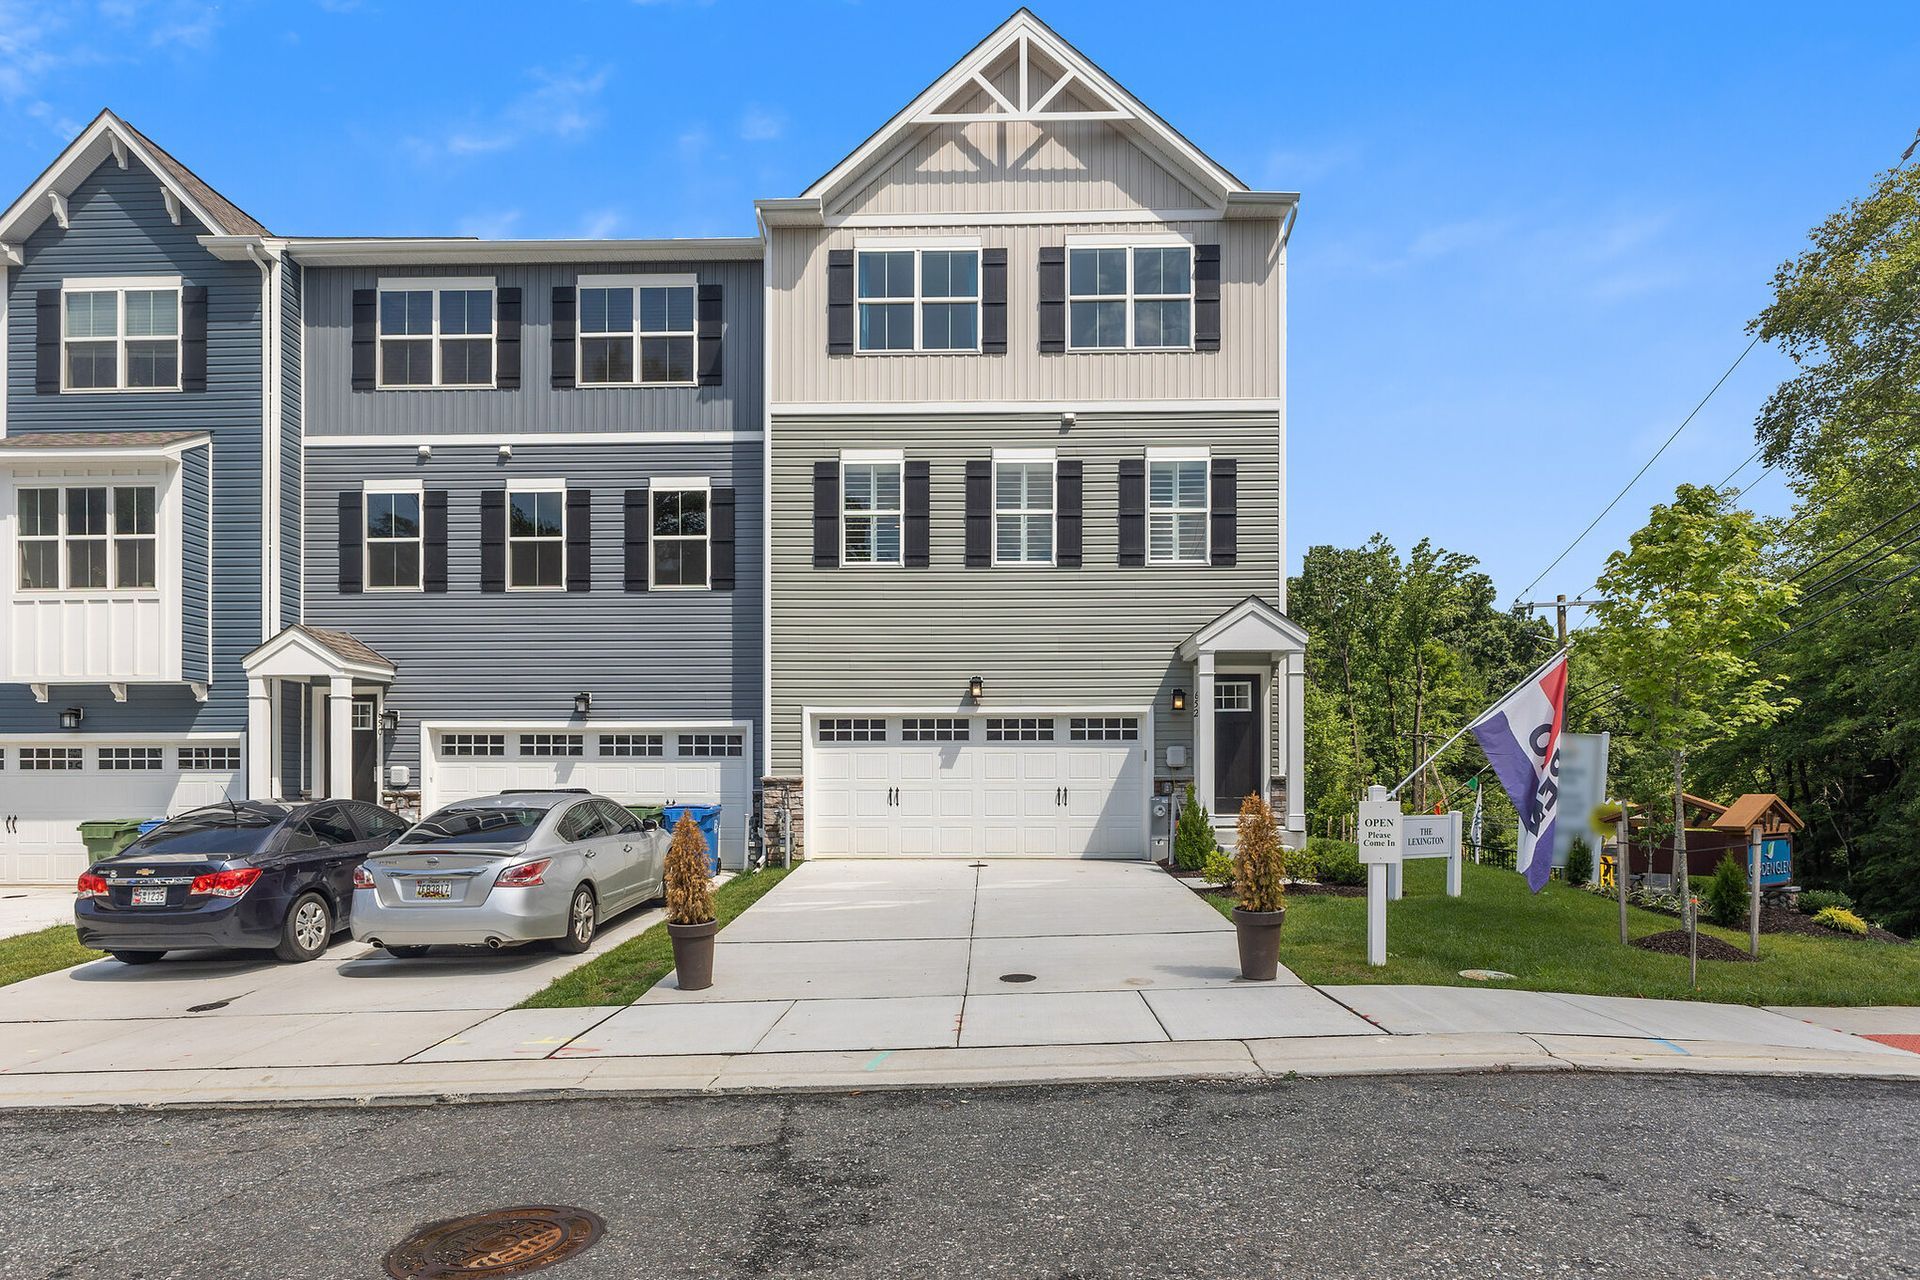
<box><xmin>350</xmin><ymin>791</ymin><xmax>668</xmax><ymax>958</ymax></box>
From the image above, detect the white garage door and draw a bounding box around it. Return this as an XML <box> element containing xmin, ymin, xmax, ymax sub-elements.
<box><xmin>809</xmin><ymin>713</ymin><xmax>1148</xmax><ymax>859</ymax></box>
<box><xmin>422</xmin><ymin>724</ymin><xmax>755</xmax><ymax>869</ymax></box>
<box><xmin>0</xmin><ymin>740</ymin><xmax>243</xmax><ymax>884</ymax></box>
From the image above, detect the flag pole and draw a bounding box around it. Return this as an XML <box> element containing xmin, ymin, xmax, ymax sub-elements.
<box><xmin>1386</xmin><ymin>646</ymin><xmax>1571</xmax><ymax>798</ymax></box>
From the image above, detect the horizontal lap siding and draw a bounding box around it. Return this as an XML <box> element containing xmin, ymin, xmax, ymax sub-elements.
<box><xmin>280</xmin><ymin>264</ymin><xmax>303</xmax><ymax>627</ymax></box>
<box><xmin>302</xmin><ymin>442</ymin><xmax>763</xmax><ymax>773</ymax></box>
<box><xmin>768</xmin><ymin>411</ymin><xmax>1281</xmax><ymax>772</ymax></box>
<box><xmin>301</xmin><ymin>260</ymin><xmax>763</xmax><ymax>437</ymax></box>
<box><xmin>1</xmin><ymin>157</ymin><xmax>262</xmax><ymax>737</ymax></box>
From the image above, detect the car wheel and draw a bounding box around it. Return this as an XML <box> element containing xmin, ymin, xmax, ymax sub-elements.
<box><xmin>383</xmin><ymin>945</ymin><xmax>432</xmax><ymax>959</ymax></box>
<box><xmin>110</xmin><ymin>950</ymin><xmax>164</xmax><ymax>965</ymax></box>
<box><xmin>275</xmin><ymin>893</ymin><xmax>333</xmax><ymax>963</ymax></box>
<box><xmin>552</xmin><ymin>885</ymin><xmax>597</xmax><ymax>954</ymax></box>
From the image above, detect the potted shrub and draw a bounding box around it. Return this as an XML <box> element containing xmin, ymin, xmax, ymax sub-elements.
<box><xmin>1231</xmin><ymin>792</ymin><xmax>1287</xmax><ymax>980</ymax></box>
<box><xmin>664</xmin><ymin>811</ymin><xmax>719</xmax><ymax>991</ymax></box>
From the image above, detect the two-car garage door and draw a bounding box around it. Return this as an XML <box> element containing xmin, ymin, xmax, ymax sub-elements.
<box><xmin>808</xmin><ymin>713</ymin><xmax>1148</xmax><ymax>858</ymax></box>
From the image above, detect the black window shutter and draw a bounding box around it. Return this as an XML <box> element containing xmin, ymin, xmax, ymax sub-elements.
<box><xmin>1210</xmin><ymin>457</ymin><xmax>1237</xmax><ymax>567</ymax></box>
<box><xmin>965</xmin><ymin>460</ymin><xmax>991</xmax><ymax>568</ymax></box>
<box><xmin>711</xmin><ymin>486</ymin><xmax>737</xmax><ymax>590</ymax></box>
<box><xmin>551</xmin><ymin>286</ymin><xmax>576</xmax><ymax>389</ymax></box>
<box><xmin>624</xmin><ymin>488</ymin><xmax>650</xmax><ymax>592</ymax></box>
<box><xmin>337</xmin><ymin>491</ymin><xmax>363</xmax><ymax>593</ymax></box>
<box><xmin>566</xmin><ymin>489</ymin><xmax>592</xmax><ymax>592</ymax></box>
<box><xmin>826</xmin><ymin>249</ymin><xmax>854</xmax><ymax>354</ymax></box>
<box><xmin>1117</xmin><ymin>459</ymin><xmax>1146</xmax><ymax>567</ymax></box>
<box><xmin>1037</xmin><ymin>246</ymin><xmax>1066</xmax><ymax>353</ymax></box>
<box><xmin>480</xmin><ymin>490</ymin><xmax>506</xmax><ymax>593</ymax></box>
<box><xmin>981</xmin><ymin>248</ymin><xmax>1008</xmax><ymax>354</ymax></box>
<box><xmin>697</xmin><ymin>283</ymin><xmax>723</xmax><ymax>386</ymax></box>
<box><xmin>812</xmin><ymin>460</ymin><xmax>840</xmax><ymax>568</ymax></box>
<box><xmin>180</xmin><ymin>285</ymin><xmax>208</xmax><ymax>392</ymax></box>
<box><xmin>35</xmin><ymin>289</ymin><xmax>61</xmax><ymax>393</ymax></box>
<box><xmin>904</xmin><ymin>461</ymin><xmax>930</xmax><ymax>568</ymax></box>
<box><xmin>495</xmin><ymin>287</ymin><xmax>522</xmax><ymax>389</ymax></box>
<box><xmin>1194</xmin><ymin>244</ymin><xmax>1222</xmax><ymax>352</ymax></box>
<box><xmin>423</xmin><ymin>490</ymin><xmax>449</xmax><ymax>592</ymax></box>
<box><xmin>1057</xmin><ymin>460</ymin><xmax>1083</xmax><ymax>569</ymax></box>
<box><xmin>350</xmin><ymin>288</ymin><xmax>376</xmax><ymax>391</ymax></box>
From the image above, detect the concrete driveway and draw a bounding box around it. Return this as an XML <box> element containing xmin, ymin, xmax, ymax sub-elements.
<box><xmin>0</xmin><ymin>888</ymin><xmax>78</xmax><ymax>941</ymax></box>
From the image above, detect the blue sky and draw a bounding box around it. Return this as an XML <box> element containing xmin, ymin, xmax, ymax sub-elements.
<box><xmin>4</xmin><ymin>1</ymin><xmax>1917</xmax><ymax>604</ymax></box>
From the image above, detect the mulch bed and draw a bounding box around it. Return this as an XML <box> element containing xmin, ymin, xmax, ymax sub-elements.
<box><xmin>1631</xmin><ymin>930</ymin><xmax>1756</xmax><ymax>962</ymax></box>
<box><xmin>1757</xmin><ymin>904</ymin><xmax>1907</xmax><ymax>945</ymax></box>
<box><xmin>1160</xmin><ymin>861</ymin><xmax>1366</xmax><ymax>898</ymax></box>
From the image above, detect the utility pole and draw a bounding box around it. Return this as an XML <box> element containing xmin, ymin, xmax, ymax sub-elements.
<box><xmin>1516</xmin><ymin>593</ymin><xmax>1605</xmax><ymax>646</ymax></box>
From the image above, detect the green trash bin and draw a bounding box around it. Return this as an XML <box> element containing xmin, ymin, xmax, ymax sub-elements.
<box><xmin>623</xmin><ymin>803</ymin><xmax>669</xmax><ymax>828</ymax></box>
<box><xmin>78</xmin><ymin>820</ymin><xmax>146</xmax><ymax>864</ymax></box>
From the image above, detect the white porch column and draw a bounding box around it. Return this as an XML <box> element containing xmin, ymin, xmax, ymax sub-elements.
<box><xmin>246</xmin><ymin>677</ymin><xmax>273</xmax><ymax>799</ymax></box>
<box><xmin>1194</xmin><ymin>651</ymin><xmax>1216</xmax><ymax>815</ymax></box>
<box><xmin>268</xmin><ymin>683</ymin><xmax>286</xmax><ymax>799</ymax></box>
<box><xmin>1286</xmin><ymin>651</ymin><xmax>1307</xmax><ymax>836</ymax></box>
<box><xmin>308</xmin><ymin>684</ymin><xmax>327</xmax><ymax>799</ymax></box>
<box><xmin>328</xmin><ymin>676</ymin><xmax>354</xmax><ymax>800</ymax></box>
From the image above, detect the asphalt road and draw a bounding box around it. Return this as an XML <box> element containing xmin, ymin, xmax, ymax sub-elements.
<box><xmin>8</xmin><ymin>1073</ymin><xmax>1919</xmax><ymax>1279</ymax></box>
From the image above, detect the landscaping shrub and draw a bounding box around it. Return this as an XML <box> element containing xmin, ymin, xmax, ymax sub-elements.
<box><xmin>1202</xmin><ymin>848</ymin><xmax>1237</xmax><ymax>889</ymax></box>
<box><xmin>1233</xmin><ymin>792</ymin><xmax>1286</xmax><ymax>913</ymax></box>
<box><xmin>1813</xmin><ymin>906</ymin><xmax>1869</xmax><ymax>936</ymax></box>
<box><xmin>1798</xmin><ymin>888</ymin><xmax>1854</xmax><ymax>916</ymax></box>
<box><xmin>1630</xmin><ymin>886</ymin><xmax>1683</xmax><ymax>915</ymax></box>
<box><xmin>1308</xmin><ymin>836</ymin><xmax>1365</xmax><ymax>887</ymax></box>
<box><xmin>1173</xmin><ymin>783</ymin><xmax>1214</xmax><ymax>871</ymax></box>
<box><xmin>1565</xmin><ymin>837</ymin><xmax>1594</xmax><ymax>888</ymax></box>
<box><xmin>664</xmin><ymin>811</ymin><xmax>716</xmax><ymax>925</ymax></box>
<box><xmin>1703</xmin><ymin>853</ymin><xmax>1750</xmax><ymax>928</ymax></box>
<box><xmin>1285</xmin><ymin>840</ymin><xmax>1320</xmax><ymax>882</ymax></box>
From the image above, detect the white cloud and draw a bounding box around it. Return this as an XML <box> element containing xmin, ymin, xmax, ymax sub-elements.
<box><xmin>424</xmin><ymin>65</ymin><xmax>611</xmax><ymax>159</ymax></box>
<box><xmin>456</xmin><ymin>209</ymin><xmax>523</xmax><ymax>239</ymax></box>
<box><xmin>738</xmin><ymin>104</ymin><xmax>784</xmax><ymax>142</ymax></box>
<box><xmin>576</xmin><ymin>209</ymin><xmax>622</xmax><ymax>239</ymax></box>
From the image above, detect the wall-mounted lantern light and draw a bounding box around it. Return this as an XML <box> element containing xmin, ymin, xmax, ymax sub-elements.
<box><xmin>1171</xmin><ymin>687</ymin><xmax>1187</xmax><ymax>714</ymax></box>
<box><xmin>59</xmin><ymin>706</ymin><xmax>84</xmax><ymax>730</ymax></box>
<box><xmin>379</xmin><ymin>707</ymin><xmax>400</xmax><ymax>733</ymax></box>
<box><xmin>968</xmin><ymin>675</ymin><xmax>984</xmax><ymax>704</ymax></box>
<box><xmin>574</xmin><ymin>691</ymin><xmax>593</xmax><ymax>717</ymax></box>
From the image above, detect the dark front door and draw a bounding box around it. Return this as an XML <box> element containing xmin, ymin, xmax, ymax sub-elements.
<box><xmin>1213</xmin><ymin>675</ymin><xmax>1261</xmax><ymax>813</ymax></box>
<box><xmin>351</xmin><ymin>697</ymin><xmax>378</xmax><ymax>803</ymax></box>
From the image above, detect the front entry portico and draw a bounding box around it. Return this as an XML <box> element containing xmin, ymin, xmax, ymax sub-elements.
<box><xmin>1178</xmin><ymin>596</ymin><xmax>1310</xmax><ymax>844</ymax></box>
<box><xmin>240</xmin><ymin>626</ymin><xmax>394</xmax><ymax>803</ymax></box>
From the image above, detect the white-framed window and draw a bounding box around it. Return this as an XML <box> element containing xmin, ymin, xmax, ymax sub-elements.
<box><xmin>519</xmin><ymin>733</ymin><xmax>584</xmax><ymax>758</ymax></box>
<box><xmin>599</xmin><ymin>733</ymin><xmax>663</xmax><ymax>758</ymax></box>
<box><xmin>507</xmin><ymin>480</ymin><xmax>566</xmax><ymax>591</ymax></box>
<box><xmin>351</xmin><ymin>702</ymin><xmax>376</xmax><ymax>732</ymax></box>
<box><xmin>62</xmin><ymin>277</ymin><xmax>181</xmax><ymax>392</ymax></box>
<box><xmin>993</xmin><ymin>450</ymin><xmax>1055</xmax><ymax>566</ymax></box>
<box><xmin>1067</xmin><ymin>242</ymin><xmax>1193</xmax><ymax>351</ymax></box>
<box><xmin>678</xmin><ymin>732</ymin><xmax>743</xmax><ymax>758</ymax></box>
<box><xmin>1068</xmin><ymin>716</ymin><xmax>1139</xmax><ymax>742</ymax></box>
<box><xmin>578</xmin><ymin>273</ymin><xmax>697</xmax><ymax>386</ymax></box>
<box><xmin>842</xmin><ymin>451</ymin><xmax>903</xmax><ymax>567</ymax></box>
<box><xmin>179</xmin><ymin>745</ymin><xmax>242</xmax><ymax>771</ymax></box>
<box><xmin>377</xmin><ymin>277</ymin><xmax>495</xmax><ymax>388</ymax></box>
<box><xmin>902</xmin><ymin>717</ymin><xmax>971</xmax><ymax>743</ymax></box>
<box><xmin>100</xmin><ymin>747</ymin><xmax>163</xmax><ymax>771</ymax></box>
<box><xmin>363</xmin><ymin>480</ymin><xmax>423</xmax><ymax>592</ymax></box>
<box><xmin>21</xmin><ymin>748</ymin><xmax>82</xmax><ymax>771</ymax></box>
<box><xmin>440</xmin><ymin>733</ymin><xmax>505</xmax><ymax>758</ymax></box>
<box><xmin>818</xmin><ymin>718</ymin><xmax>886</xmax><ymax>743</ymax></box>
<box><xmin>986</xmin><ymin>718</ymin><xmax>1055</xmax><ymax>743</ymax></box>
<box><xmin>856</xmin><ymin>241</ymin><xmax>981</xmax><ymax>353</ymax></box>
<box><xmin>1147</xmin><ymin>449</ymin><xmax>1210</xmax><ymax>565</ymax></box>
<box><xmin>1215</xmin><ymin>681</ymin><xmax>1254</xmax><ymax>712</ymax></box>
<box><xmin>16</xmin><ymin>484</ymin><xmax>158</xmax><ymax>592</ymax></box>
<box><xmin>652</xmin><ymin>479</ymin><xmax>710</xmax><ymax>590</ymax></box>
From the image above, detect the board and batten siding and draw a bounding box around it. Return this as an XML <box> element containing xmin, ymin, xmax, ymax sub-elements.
<box><xmin>302</xmin><ymin>442</ymin><xmax>763</xmax><ymax>774</ymax></box>
<box><xmin>301</xmin><ymin>259</ymin><xmax>763</xmax><ymax>438</ymax></box>
<box><xmin>180</xmin><ymin>443</ymin><xmax>211</xmax><ymax>683</ymax></box>
<box><xmin>768</xmin><ymin>410</ymin><xmax>1281</xmax><ymax>773</ymax></box>
<box><xmin>280</xmin><ymin>264</ymin><xmax>303</xmax><ymax>628</ymax></box>
<box><xmin>767</xmin><ymin>218</ymin><xmax>1281</xmax><ymax>406</ymax></box>
<box><xmin>1</xmin><ymin>155</ymin><xmax>262</xmax><ymax>737</ymax></box>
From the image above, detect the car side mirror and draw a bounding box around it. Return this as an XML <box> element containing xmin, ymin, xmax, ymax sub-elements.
<box><xmin>639</xmin><ymin>818</ymin><xmax>659</xmax><ymax>832</ymax></box>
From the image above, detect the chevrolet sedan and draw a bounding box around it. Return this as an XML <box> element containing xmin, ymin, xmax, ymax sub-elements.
<box><xmin>350</xmin><ymin>791</ymin><xmax>668</xmax><ymax>958</ymax></box>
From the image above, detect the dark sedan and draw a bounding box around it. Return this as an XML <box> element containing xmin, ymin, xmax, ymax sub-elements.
<box><xmin>75</xmin><ymin>799</ymin><xmax>410</xmax><ymax>965</ymax></box>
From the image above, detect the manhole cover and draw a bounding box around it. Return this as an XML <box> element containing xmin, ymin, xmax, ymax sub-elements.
<box><xmin>999</xmin><ymin>972</ymin><xmax>1036</xmax><ymax>983</ymax></box>
<box><xmin>1458</xmin><ymin>969</ymin><xmax>1516</xmax><ymax>982</ymax></box>
<box><xmin>384</xmin><ymin>1206</ymin><xmax>605</xmax><ymax>1278</ymax></box>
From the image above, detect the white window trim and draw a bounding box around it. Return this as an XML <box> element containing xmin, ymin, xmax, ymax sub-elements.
<box><xmin>14</xmin><ymin>479</ymin><xmax>163</xmax><ymax>597</ymax></box>
<box><xmin>1063</xmin><ymin>241</ymin><xmax>1195</xmax><ymax>353</ymax></box>
<box><xmin>649</xmin><ymin>476</ymin><xmax>712</xmax><ymax>592</ymax></box>
<box><xmin>991</xmin><ymin>448</ymin><xmax>1057</xmax><ymax>568</ymax></box>
<box><xmin>853</xmin><ymin>239</ymin><xmax>983</xmax><ymax>355</ymax></box>
<box><xmin>839</xmin><ymin>450</ymin><xmax>905</xmax><ymax>568</ymax></box>
<box><xmin>60</xmin><ymin>276</ymin><xmax>184</xmax><ymax>395</ymax></box>
<box><xmin>1146</xmin><ymin>447</ymin><xmax>1211</xmax><ymax>566</ymax></box>
<box><xmin>361</xmin><ymin>478</ymin><xmax>424</xmax><ymax>593</ymax></box>
<box><xmin>375</xmin><ymin>276</ymin><xmax>497</xmax><ymax>391</ymax></box>
<box><xmin>505</xmin><ymin>478</ymin><xmax>567</xmax><ymax>593</ymax></box>
<box><xmin>576</xmin><ymin>273</ymin><xmax>699</xmax><ymax>389</ymax></box>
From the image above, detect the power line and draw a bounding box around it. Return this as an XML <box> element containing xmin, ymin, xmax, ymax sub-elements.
<box><xmin>1787</xmin><ymin>493</ymin><xmax>1920</xmax><ymax>583</ymax></box>
<box><xmin>1517</xmin><ymin>333</ymin><xmax>1763</xmax><ymax>600</ymax></box>
<box><xmin>1796</xmin><ymin>519</ymin><xmax>1920</xmax><ymax>603</ymax></box>
<box><xmin>1756</xmin><ymin>559</ymin><xmax>1920</xmax><ymax>653</ymax></box>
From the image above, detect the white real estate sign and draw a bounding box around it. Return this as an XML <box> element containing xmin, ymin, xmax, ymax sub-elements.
<box><xmin>1358</xmin><ymin>790</ymin><xmax>1401</xmax><ymax>966</ymax></box>
<box><xmin>1399</xmin><ymin>811</ymin><xmax>1463</xmax><ymax>898</ymax></box>
<box><xmin>1550</xmin><ymin>731</ymin><xmax>1611</xmax><ymax>866</ymax></box>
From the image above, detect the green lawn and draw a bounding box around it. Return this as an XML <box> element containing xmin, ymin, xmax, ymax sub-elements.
<box><xmin>1207</xmin><ymin>859</ymin><xmax>1920</xmax><ymax>1007</ymax></box>
<box><xmin>518</xmin><ymin>866</ymin><xmax>793</xmax><ymax>1008</ymax></box>
<box><xmin>0</xmin><ymin>925</ymin><xmax>102</xmax><ymax>989</ymax></box>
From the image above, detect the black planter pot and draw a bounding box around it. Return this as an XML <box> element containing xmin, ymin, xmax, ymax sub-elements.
<box><xmin>666</xmin><ymin>919</ymin><xmax>719</xmax><ymax>991</ymax></box>
<box><xmin>1232</xmin><ymin>906</ymin><xmax>1286</xmax><ymax>981</ymax></box>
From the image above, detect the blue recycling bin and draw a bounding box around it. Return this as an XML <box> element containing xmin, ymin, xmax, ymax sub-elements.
<box><xmin>137</xmin><ymin>818</ymin><xmax>169</xmax><ymax>836</ymax></box>
<box><xmin>662</xmin><ymin>803</ymin><xmax>723</xmax><ymax>874</ymax></box>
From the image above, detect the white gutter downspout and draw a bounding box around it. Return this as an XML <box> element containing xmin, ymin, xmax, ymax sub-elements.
<box><xmin>247</xmin><ymin>242</ymin><xmax>281</xmax><ymax>640</ymax></box>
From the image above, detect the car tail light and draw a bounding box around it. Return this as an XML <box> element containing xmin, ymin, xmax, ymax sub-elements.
<box><xmin>77</xmin><ymin>873</ymin><xmax>108</xmax><ymax>899</ymax></box>
<box><xmin>352</xmin><ymin>864</ymin><xmax>375</xmax><ymax>889</ymax></box>
<box><xmin>495</xmin><ymin>858</ymin><xmax>551</xmax><ymax>889</ymax></box>
<box><xmin>189</xmin><ymin>867</ymin><xmax>264</xmax><ymax>899</ymax></box>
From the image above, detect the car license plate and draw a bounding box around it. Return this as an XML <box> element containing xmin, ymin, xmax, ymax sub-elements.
<box><xmin>132</xmin><ymin>887</ymin><xmax>167</xmax><ymax>906</ymax></box>
<box><xmin>414</xmin><ymin>879</ymin><xmax>454</xmax><ymax>900</ymax></box>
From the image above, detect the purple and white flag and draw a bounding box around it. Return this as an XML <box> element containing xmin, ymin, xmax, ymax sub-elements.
<box><xmin>1469</xmin><ymin>652</ymin><xmax>1569</xmax><ymax>893</ymax></box>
